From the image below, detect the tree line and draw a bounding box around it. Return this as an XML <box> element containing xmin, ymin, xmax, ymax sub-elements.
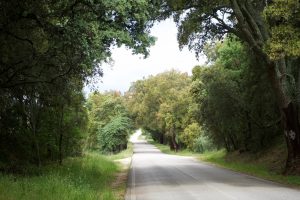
<box><xmin>0</xmin><ymin>0</ymin><xmax>157</xmax><ymax>172</ymax></box>
<box><xmin>1</xmin><ymin>0</ymin><xmax>300</xmax><ymax>175</ymax></box>
<box><xmin>156</xmin><ymin>0</ymin><xmax>300</xmax><ymax>174</ymax></box>
<box><xmin>126</xmin><ymin>38</ymin><xmax>281</xmax><ymax>155</ymax></box>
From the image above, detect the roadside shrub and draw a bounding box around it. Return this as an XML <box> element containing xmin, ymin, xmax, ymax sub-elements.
<box><xmin>193</xmin><ymin>134</ymin><xmax>216</xmax><ymax>153</ymax></box>
<box><xmin>180</xmin><ymin>123</ymin><xmax>201</xmax><ymax>150</ymax></box>
<box><xmin>98</xmin><ymin>116</ymin><xmax>132</xmax><ymax>153</ymax></box>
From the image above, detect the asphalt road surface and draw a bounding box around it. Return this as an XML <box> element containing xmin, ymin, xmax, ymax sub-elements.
<box><xmin>125</xmin><ymin>131</ymin><xmax>300</xmax><ymax>200</ymax></box>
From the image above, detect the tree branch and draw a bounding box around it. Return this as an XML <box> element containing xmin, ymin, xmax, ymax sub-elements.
<box><xmin>230</xmin><ymin>0</ymin><xmax>266</xmax><ymax>59</ymax></box>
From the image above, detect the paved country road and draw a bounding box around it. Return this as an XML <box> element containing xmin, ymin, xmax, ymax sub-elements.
<box><xmin>125</xmin><ymin>130</ymin><xmax>300</xmax><ymax>200</ymax></box>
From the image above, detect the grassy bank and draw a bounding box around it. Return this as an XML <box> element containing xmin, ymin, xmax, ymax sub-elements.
<box><xmin>0</xmin><ymin>145</ymin><xmax>133</xmax><ymax>200</ymax></box>
<box><xmin>106</xmin><ymin>142</ymin><xmax>133</xmax><ymax>199</ymax></box>
<box><xmin>149</xmin><ymin>139</ymin><xmax>300</xmax><ymax>188</ymax></box>
<box><xmin>107</xmin><ymin>143</ymin><xmax>133</xmax><ymax>161</ymax></box>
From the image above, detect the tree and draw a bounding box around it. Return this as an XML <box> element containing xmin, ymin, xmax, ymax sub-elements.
<box><xmin>126</xmin><ymin>70</ymin><xmax>191</xmax><ymax>150</ymax></box>
<box><xmin>0</xmin><ymin>77</ymin><xmax>88</xmax><ymax>170</ymax></box>
<box><xmin>98</xmin><ymin>115</ymin><xmax>132</xmax><ymax>153</ymax></box>
<box><xmin>0</xmin><ymin>0</ymin><xmax>158</xmax><ymax>169</ymax></box>
<box><xmin>157</xmin><ymin>88</ymin><xmax>192</xmax><ymax>151</ymax></box>
<box><xmin>264</xmin><ymin>0</ymin><xmax>300</xmax><ymax>59</ymax></box>
<box><xmin>0</xmin><ymin>0</ymin><xmax>157</xmax><ymax>88</ymax></box>
<box><xmin>86</xmin><ymin>92</ymin><xmax>133</xmax><ymax>153</ymax></box>
<box><xmin>180</xmin><ymin>122</ymin><xmax>201</xmax><ymax>151</ymax></box>
<box><xmin>191</xmin><ymin>39</ymin><xmax>280</xmax><ymax>153</ymax></box>
<box><xmin>157</xmin><ymin>0</ymin><xmax>300</xmax><ymax>173</ymax></box>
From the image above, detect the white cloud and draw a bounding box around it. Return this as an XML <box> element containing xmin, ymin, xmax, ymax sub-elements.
<box><xmin>85</xmin><ymin>18</ymin><xmax>206</xmax><ymax>94</ymax></box>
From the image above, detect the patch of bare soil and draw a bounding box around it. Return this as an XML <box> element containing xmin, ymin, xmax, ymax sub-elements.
<box><xmin>111</xmin><ymin>157</ymin><xmax>132</xmax><ymax>200</ymax></box>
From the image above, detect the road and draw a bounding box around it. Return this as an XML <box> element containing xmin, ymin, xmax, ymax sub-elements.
<box><xmin>125</xmin><ymin>130</ymin><xmax>300</xmax><ymax>200</ymax></box>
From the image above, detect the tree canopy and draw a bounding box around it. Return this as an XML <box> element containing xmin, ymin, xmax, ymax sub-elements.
<box><xmin>0</xmin><ymin>0</ymin><xmax>157</xmax><ymax>170</ymax></box>
<box><xmin>154</xmin><ymin>0</ymin><xmax>300</xmax><ymax>174</ymax></box>
<box><xmin>1</xmin><ymin>0</ymin><xmax>300</xmax><ymax>175</ymax></box>
<box><xmin>125</xmin><ymin>70</ymin><xmax>192</xmax><ymax>150</ymax></box>
<box><xmin>86</xmin><ymin>91</ymin><xmax>133</xmax><ymax>153</ymax></box>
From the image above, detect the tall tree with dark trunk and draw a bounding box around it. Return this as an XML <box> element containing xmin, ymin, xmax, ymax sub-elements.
<box><xmin>157</xmin><ymin>0</ymin><xmax>300</xmax><ymax>173</ymax></box>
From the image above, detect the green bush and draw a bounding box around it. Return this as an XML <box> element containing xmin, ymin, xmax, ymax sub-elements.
<box><xmin>180</xmin><ymin>123</ymin><xmax>201</xmax><ymax>150</ymax></box>
<box><xmin>193</xmin><ymin>135</ymin><xmax>215</xmax><ymax>153</ymax></box>
<box><xmin>98</xmin><ymin>116</ymin><xmax>132</xmax><ymax>153</ymax></box>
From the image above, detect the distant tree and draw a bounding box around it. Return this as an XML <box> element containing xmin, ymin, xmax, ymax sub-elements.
<box><xmin>86</xmin><ymin>92</ymin><xmax>132</xmax><ymax>153</ymax></box>
<box><xmin>98</xmin><ymin>115</ymin><xmax>132</xmax><ymax>153</ymax></box>
<box><xmin>126</xmin><ymin>70</ymin><xmax>191</xmax><ymax>150</ymax></box>
<box><xmin>180</xmin><ymin>122</ymin><xmax>201</xmax><ymax>151</ymax></box>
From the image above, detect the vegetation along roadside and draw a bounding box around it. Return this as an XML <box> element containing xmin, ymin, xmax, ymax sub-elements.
<box><xmin>0</xmin><ymin>144</ymin><xmax>133</xmax><ymax>200</ymax></box>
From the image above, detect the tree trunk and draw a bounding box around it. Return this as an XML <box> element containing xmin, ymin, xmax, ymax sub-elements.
<box><xmin>230</xmin><ymin>0</ymin><xmax>300</xmax><ymax>173</ymax></box>
<box><xmin>59</xmin><ymin>132</ymin><xmax>63</xmax><ymax>165</ymax></box>
<box><xmin>29</xmin><ymin>96</ymin><xmax>41</xmax><ymax>168</ymax></box>
<box><xmin>282</xmin><ymin>102</ymin><xmax>300</xmax><ymax>174</ymax></box>
<box><xmin>168</xmin><ymin>127</ymin><xmax>179</xmax><ymax>152</ymax></box>
<box><xmin>32</xmin><ymin>121</ymin><xmax>41</xmax><ymax>168</ymax></box>
<box><xmin>159</xmin><ymin>133</ymin><xmax>164</xmax><ymax>144</ymax></box>
<box><xmin>171</xmin><ymin>136</ymin><xmax>179</xmax><ymax>152</ymax></box>
<box><xmin>223</xmin><ymin>136</ymin><xmax>230</xmax><ymax>152</ymax></box>
<box><xmin>245</xmin><ymin>111</ymin><xmax>252</xmax><ymax>151</ymax></box>
<box><xmin>268</xmin><ymin>61</ymin><xmax>300</xmax><ymax>174</ymax></box>
<box><xmin>228</xmin><ymin>134</ymin><xmax>238</xmax><ymax>151</ymax></box>
<box><xmin>58</xmin><ymin>105</ymin><xmax>64</xmax><ymax>165</ymax></box>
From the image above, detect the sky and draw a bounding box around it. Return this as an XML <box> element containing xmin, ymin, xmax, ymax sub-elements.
<box><xmin>86</xmin><ymin>18</ymin><xmax>206</xmax><ymax>94</ymax></box>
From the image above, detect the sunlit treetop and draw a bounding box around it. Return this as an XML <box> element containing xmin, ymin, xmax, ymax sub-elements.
<box><xmin>264</xmin><ymin>0</ymin><xmax>300</xmax><ymax>60</ymax></box>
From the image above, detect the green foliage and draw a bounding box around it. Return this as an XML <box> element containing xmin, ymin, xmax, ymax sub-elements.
<box><xmin>0</xmin><ymin>0</ymin><xmax>158</xmax><ymax>169</ymax></box>
<box><xmin>264</xmin><ymin>0</ymin><xmax>300</xmax><ymax>59</ymax></box>
<box><xmin>191</xmin><ymin>38</ymin><xmax>281</xmax><ymax>152</ymax></box>
<box><xmin>0</xmin><ymin>79</ymin><xmax>89</xmax><ymax>170</ymax></box>
<box><xmin>107</xmin><ymin>143</ymin><xmax>133</xmax><ymax>161</ymax></box>
<box><xmin>125</xmin><ymin>70</ymin><xmax>192</xmax><ymax>150</ymax></box>
<box><xmin>127</xmin><ymin>39</ymin><xmax>282</xmax><ymax>154</ymax></box>
<box><xmin>87</xmin><ymin>92</ymin><xmax>133</xmax><ymax>153</ymax></box>
<box><xmin>0</xmin><ymin>153</ymin><xmax>118</xmax><ymax>200</ymax></box>
<box><xmin>98</xmin><ymin>116</ymin><xmax>132</xmax><ymax>153</ymax></box>
<box><xmin>193</xmin><ymin>135</ymin><xmax>215</xmax><ymax>153</ymax></box>
<box><xmin>180</xmin><ymin>123</ymin><xmax>201</xmax><ymax>150</ymax></box>
<box><xmin>126</xmin><ymin>37</ymin><xmax>281</xmax><ymax>159</ymax></box>
<box><xmin>155</xmin><ymin>0</ymin><xmax>300</xmax><ymax>172</ymax></box>
<box><xmin>0</xmin><ymin>0</ymin><xmax>157</xmax><ymax>88</ymax></box>
<box><xmin>179</xmin><ymin>120</ymin><xmax>215</xmax><ymax>153</ymax></box>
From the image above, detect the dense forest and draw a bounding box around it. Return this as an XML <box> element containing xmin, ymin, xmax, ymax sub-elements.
<box><xmin>1</xmin><ymin>0</ymin><xmax>300</xmax><ymax>179</ymax></box>
<box><xmin>0</xmin><ymin>0</ymin><xmax>157</xmax><ymax>172</ymax></box>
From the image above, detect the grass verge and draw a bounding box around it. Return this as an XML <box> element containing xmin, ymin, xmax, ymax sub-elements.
<box><xmin>0</xmin><ymin>144</ymin><xmax>134</xmax><ymax>200</ymax></box>
<box><xmin>107</xmin><ymin>142</ymin><xmax>133</xmax><ymax>200</ymax></box>
<box><xmin>150</xmin><ymin>139</ymin><xmax>300</xmax><ymax>188</ymax></box>
<box><xmin>107</xmin><ymin>143</ymin><xmax>133</xmax><ymax>161</ymax></box>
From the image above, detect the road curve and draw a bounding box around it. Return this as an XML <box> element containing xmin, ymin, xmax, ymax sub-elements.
<box><xmin>125</xmin><ymin>131</ymin><xmax>300</xmax><ymax>200</ymax></box>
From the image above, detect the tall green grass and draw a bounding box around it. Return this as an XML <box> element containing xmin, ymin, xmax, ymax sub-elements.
<box><xmin>0</xmin><ymin>153</ymin><xmax>118</xmax><ymax>200</ymax></box>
